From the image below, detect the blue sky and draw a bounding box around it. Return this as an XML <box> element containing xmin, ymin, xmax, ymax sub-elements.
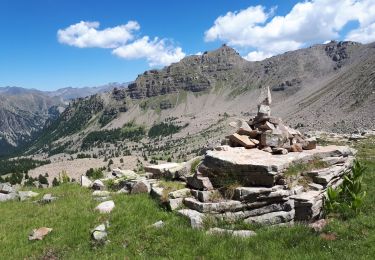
<box><xmin>0</xmin><ymin>0</ymin><xmax>374</xmax><ymax>91</ymax></box>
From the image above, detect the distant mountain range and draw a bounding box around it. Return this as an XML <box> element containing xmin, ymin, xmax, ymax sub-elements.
<box><xmin>0</xmin><ymin>82</ymin><xmax>130</xmax><ymax>155</ymax></box>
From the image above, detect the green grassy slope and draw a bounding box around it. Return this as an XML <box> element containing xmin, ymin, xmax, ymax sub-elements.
<box><xmin>0</xmin><ymin>138</ymin><xmax>374</xmax><ymax>259</ymax></box>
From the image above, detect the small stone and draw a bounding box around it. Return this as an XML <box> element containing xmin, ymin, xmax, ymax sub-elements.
<box><xmin>259</xmin><ymin>121</ymin><xmax>275</xmax><ymax>131</ymax></box>
<box><xmin>206</xmin><ymin>228</ymin><xmax>256</xmax><ymax>238</ymax></box>
<box><xmin>258</xmin><ymin>104</ymin><xmax>271</xmax><ymax>117</ymax></box>
<box><xmin>229</xmin><ymin>133</ymin><xmax>256</xmax><ymax>148</ymax></box>
<box><xmin>0</xmin><ymin>183</ymin><xmax>15</xmax><ymax>194</ymax></box>
<box><xmin>262</xmin><ymin>147</ymin><xmax>273</xmax><ymax>153</ymax></box>
<box><xmin>187</xmin><ymin>175</ymin><xmax>214</xmax><ymax>191</ymax></box>
<box><xmin>168</xmin><ymin>188</ymin><xmax>191</xmax><ymax>199</ymax></box>
<box><xmin>18</xmin><ymin>191</ymin><xmax>39</xmax><ymax>201</ymax></box>
<box><xmin>131</xmin><ymin>180</ymin><xmax>151</xmax><ymax>194</ymax></box>
<box><xmin>260</xmin><ymin>132</ymin><xmax>283</xmax><ymax>147</ymax></box>
<box><xmin>39</xmin><ymin>194</ymin><xmax>57</xmax><ymax>204</ymax></box>
<box><xmin>236</xmin><ymin>129</ymin><xmax>258</xmax><ymax>138</ymax></box>
<box><xmin>29</xmin><ymin>227</ymin><xmax>52</xmax><ymax>241</ymax></box>
<box><xmin>151</xmin><ymin>220</ymin><xmax>164</xmax><ymax>228</ymax></box>
<box><xmin>303</xmin><ymin>138</ymin><xmax>317</xmax><ymax>150</ymax></box>
<box><xmin>177</xmin><ymin>209</ymin><xmax>204</xmax><ymax>229</ymax></box>
<box><xmin>272</xmin><ymin>148</ymin><xmax>288</xmax><ymax>155</ymax></box>
<box><xmin>91</xmin><ymin>224</ymin><xmax>107</xmax><ymax>241</ymax></box>
<box><xmin>168</xmin><ymin>198</ymin><xmax>184</xmax><ymax>210</ymax></box>
<box><xmin>229</xmin><ymin>119</ymin><xmax>251</xmax><ymax>130</ymax></box>
<box><xmin>81</xmin><ymin>175</ymin><xmax>93</xmax><ymax>188</ymax></box>
<box><xmin>112</xmin><ymin>169</ymin><xmax>139</xmax><ymax>179</ymax></box>
<box><xmin>92</xmin><ymin>190</ymin><xmax>111</xmax><ymax>197</ymax></box>
<box><xmin>309</xmin><ymin>219</ymin><xmax>328</xmax><ymax>232</ymax></box>
<box><xmin>0</xmin><ymin>192</ymin><xmax>18</xmax><ymax>202</ymax></box>
<box><xmin>92</xmin><ymin>180</ymin><xmax>105</xmax><ymax>190</ymax></box>
<box><xmin>290</xmin><ymin>143</ymin><xmax>303</xmax><ymax>152</ymax></box>
<box><xmin>95</xmin><ymin>200</ymin><xmax>115</xmax><ymax>214</ymax></box>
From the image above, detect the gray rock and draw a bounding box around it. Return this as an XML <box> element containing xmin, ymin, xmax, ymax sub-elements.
<box><xmin>151</xmin><ymin>220</ymin><xmax>164</xmax><ymax>228</ymax></box>
<box><xmin>168</xmin><ymin>188</ymin><xmax>191</xmax><ymax>199</ymax></box>
<box><xmin>144</xmin><ymin>163</ymin><xmax>184</xmax><ymax>179</ymax></box>
<box><xmin>216</xmin><ymin>200</ymin><xmax>294</xmax><ymax>221</ymax></box>
<box><xmin>92</xmin><ymin>190</ymin><xmax>111</xmax><ymax>197</ymax></box>
<box><xmin>244</xmin><ymin>209</ymin><xmax>295</xmax><ymax>225</ymax></box>
<box><xmin>92</xmin><ymin>180</ymin><xmax>105</xmax><ymax>190</ymax></box>
<box><xmin>150</xmin><ymin>186</ymin><xmax>164</xmax><ymax>201</ymax></box>
<box><xmin>177</xmin><ymin>209</ymin><xmax>204</xmax><ymax>229</ymax></box>
<box><xmin>95</xmin><ymin>200</ymin><xmax>115</xmax><ymax>213</ymax></box>
<box><xmin>206</xmin><ymin>228</ymin><xmax>256</xmax><ymax>238</ymax></box>
<box><xmin>272</xmin><ymin>148</ymin><xmax>288</xmax><ymax>155</ymax></box>
<box><xmin>131</xmin><ymin>180</ymin><xmax>151</xmax><ymax>194</ymax></box>
<box><xmin>260</xmin><ymin>132</ymin><xmax>283</xmax><ymax>147</ymax></box>
<box><xmin>39</xmin><ymin>193</ymin><xmax>57</xmax><ymax>204</ymax></box>
<box><xmin>81</xmin><ymin>175</ymin><xmax>93</xmax><ymax>188</ymax></box>
<box><xmin>18</xmin><ymin>191</ymin><xmax>39</xmax><ymax>201</ymax></box>
<box><xmin>91</xmin><ymin>224</ymin><xmax>107</xmax><ymax>241</ymax></box>
<box><xmin>168</xmin><ymin>198</ymin><xmax>184</xmax><ymax>210</ymax></box>
<box><xmin>186</xmin><ymin>175</ymin><xmax>213</xmax><ymax>191</ymax></box>
<box><xmin>234</xmin><ymin>185</ymin><xmax>290</xmax><ymax>202</ymax></box>
<box><xmin>0</xmin><ymin>183</ymin><xmax>15</xmax><ymax>194</ymax></box>
<box><xmin>0</xmin><ymin>192</ymin><xmax>18</xmax><ymax>202</ymax></box>
<box><xmin>191</xmin><ymin>190</ymin><xmax>222</xmax><ymax>202</ymax></box>
<box><xmin>184</xmin><ymin>197</ymin><xmax>243</xmax><ymax>213</ymax></box>
<box><xmin>112</xmin><ymin>169</ymin><xmax>139</xmax><ymax>179</ymax></box>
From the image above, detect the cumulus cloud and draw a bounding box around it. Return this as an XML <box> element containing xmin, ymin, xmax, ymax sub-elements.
<box><xmin>57</xmin><ymin>21</ymin><xmax>139</xmax><ymax>48</ymax></box>
<box><xmin>58</xmin><ymin>21</ymin><xmax>185</xmax><ymax>66</ymax></box>
<box><xmin>112</xmin><ymin>36</ymin><xmax>185</xmax><ymax>66</ymax></box>
<box><xmin>205</xmin><ymin>0</ymin><xmax>375</xmax><ymax>59</ymax></box>
<box><xmin>244</xmin><ymin>51</ymin><xmax>273</xmax><ymax>61</ymax></box>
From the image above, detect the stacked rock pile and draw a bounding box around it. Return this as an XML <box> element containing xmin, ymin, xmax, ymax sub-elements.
<box><xmin>224</xmin><ymin>86</ymin><xmax>316</xmax><ymax>154</ymax></box>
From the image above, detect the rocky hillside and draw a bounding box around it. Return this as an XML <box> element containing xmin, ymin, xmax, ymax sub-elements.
<box><xmin>10</xmin><ymin>41</ymin><xmax>375</xmax><ymax>158</ymax></box>
<box><xmin>0</xmin><ymin>83</ymin><xmax>129</xmax><ymax>156</ymax></box>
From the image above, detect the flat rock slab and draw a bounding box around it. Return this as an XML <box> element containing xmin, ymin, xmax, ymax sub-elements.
<box><xmin>201</xmin><ymin>145</ymin><xmax>354</xmax><ymax>187</ymax></box>
<box><xmin>206</xmin><ymin>228</ymin><xmax>256</xmax><ymax>238</ymax></box>
<box><xmin>184</xmin><ymin>197</ymin><xmax>243</xmax><ymax>213</ymax></box>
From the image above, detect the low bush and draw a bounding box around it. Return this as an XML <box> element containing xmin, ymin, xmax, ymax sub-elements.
<box><xmin>324</xmin><ymin>160</ymin><xmax>367</xmax><ymax>218</ymax></box>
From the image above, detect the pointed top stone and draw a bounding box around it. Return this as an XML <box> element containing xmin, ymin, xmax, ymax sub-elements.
<box><xmin>259</xmin><ymin>86</ymin><xmax>272</xmax><ymax>106</ymax></box>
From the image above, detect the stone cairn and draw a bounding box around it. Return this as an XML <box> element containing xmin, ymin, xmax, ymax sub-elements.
<box><xmin>224</xmin><ymin>86</ymin><xmax>317</xmax><ymax>154</ymax></box>
<box><xmin>145</xmin><ymin>86</ymin><xmax>356</xmax><ymax>228</ymax></box>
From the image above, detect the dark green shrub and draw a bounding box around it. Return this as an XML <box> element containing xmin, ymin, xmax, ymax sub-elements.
<box><xmin>86</xmin><ymin>168</ymin><xmax>104</xmax><ymax>180</ymax></box>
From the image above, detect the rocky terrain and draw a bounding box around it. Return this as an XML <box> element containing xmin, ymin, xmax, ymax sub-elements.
<box><xmin>0</xmin><ymin>83</ymin><xmax>129</xmax><ymax>155</ymax></box>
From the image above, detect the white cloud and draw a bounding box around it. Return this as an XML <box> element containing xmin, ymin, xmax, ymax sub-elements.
<box><xmin>244</xmin><ymin>51</ymin><xmax>273</xmax><ymax>61</ymax></box>
<box><xmin>112</xmin><ymin>36</ymin><xmax>185</xmax><ymax>67</ymax></box>
<box><xmin>58</xmin><ymin>21</ymin><xmax>185</xmax><ymax>67</ymax></box>
<box><xmin>346</xmin><ymin>22</ymin><xmax>375</xmax><ymax>43</ymax></box>
<box><xmin>57</xmin><ymin>21</ymin><xmax>139</xmax><ymax>48</ymax></box>
<box><xmin>205</xmin><ymin>0</ymin><xmax>375</xmax><ymax>58</ymax></box>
